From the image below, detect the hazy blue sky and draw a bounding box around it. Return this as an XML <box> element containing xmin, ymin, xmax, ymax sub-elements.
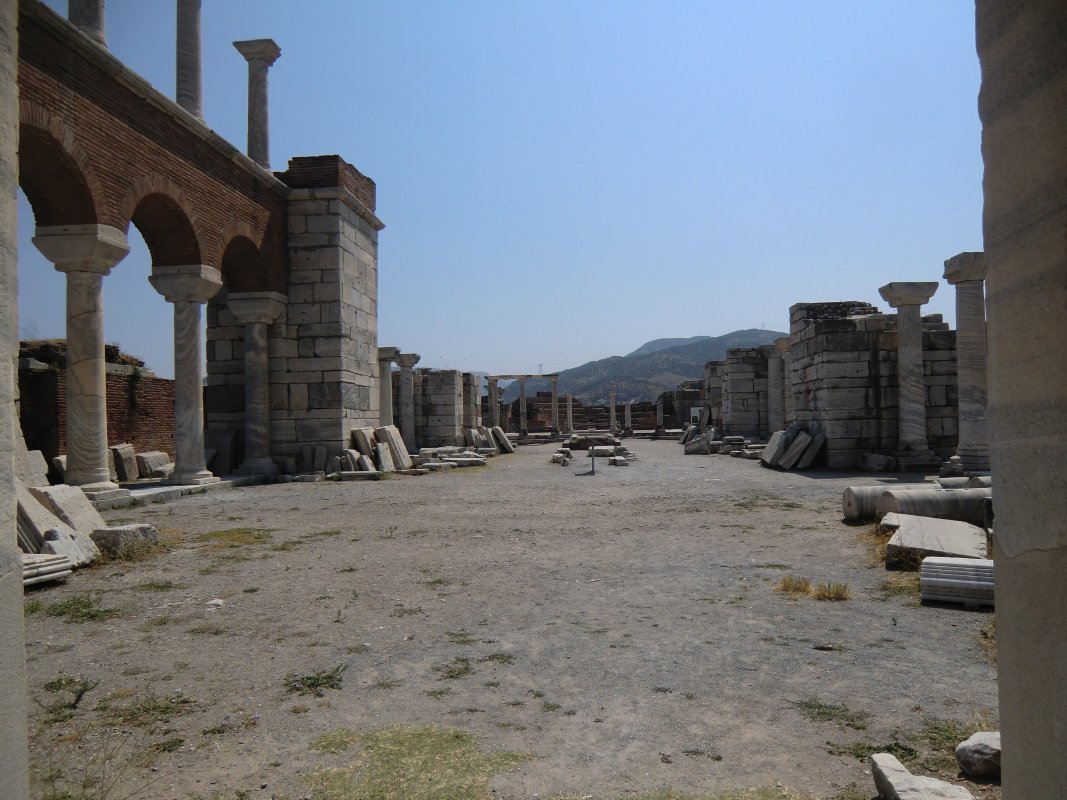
<box><xmin>19</xmin><ymin>1</ymin><xmax>981</xmax><ymax>378</ymax></box>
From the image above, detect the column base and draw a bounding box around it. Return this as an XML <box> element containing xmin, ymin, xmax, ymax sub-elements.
<box><xmin>166</xmin><ymin>469</ymin><xmax>221</xmax><ymax>486</ymax></box>
<box><xmin>957</xmin><ymin>449</ymin><xmax>992</xmax><ymax>473</ymax></box>
<box><xmin>80</xmin><ymin>485</ymin><xmax>131</xmax><ymax>501</ymax></box>
<box><xmin>893</xmin><ymin>449</ymin><xmax>943</xmax><ymax>472</ymax></box>
<box><xmin>235</xmin><ymin>457</ymin><xmax>279</xmax><ymax>476</ymax></box>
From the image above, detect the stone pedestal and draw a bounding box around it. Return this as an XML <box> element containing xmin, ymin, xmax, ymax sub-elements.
<box><xmin>150</xmin><ymin>265</ymin><xmax>222</xmax><ymax>485</ymax></box>
<box><xmin>377</xmin><ymin>347</ymin><xmax>398</xmax><ymax>427</ymax></box>
<box><xmin>229</xmin><ymin>292</ymin><xmax>286</xmax><ymax>475</ymax></box>
<box><xmin>944</xmin><ymin>253</ymin><xmax>990</xmax><ymax>472</ymax></box>
<box><xmin>879</xmin><ymin>282</ymin><xmax>939</xmax><ymax>462</ymax></box>
<box><xmin>550</xmin><ymin>376</ymin><xmax>559</xmax><ymax>434</ymax></box>
<box><xmin>396</xmin><ymin>353</ymin><xmax>420</xmax><ymax>452</ymax></box>
<box><xmin>608</xmin><ymin>391</ymin><xmax>617</xmax><ymax>432</ymax></box>
<box><xmin>233</xmin><ymin>39</ymin><xmax>280</xmax><ymax>169</ymax></box>
<box><xmin>518</xmin><ymin>377</ymin><xmax>528</xmax><ymax>436</ymax></box>
<box><xmin>32</xmin><ymin>225</ymin><xmax>129</xmax><ymax>498</ymax></box>
<box><xmin>176</xmin><ymin>0</ymin><xmax>202</xmax><ymax>118</ymax></box>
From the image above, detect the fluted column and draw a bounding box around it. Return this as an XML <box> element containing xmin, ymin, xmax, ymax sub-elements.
<box><xmin>396</xmin><ymin>353</ymin><xmax>420</xmax><ymax>451</ymax></box>
<box><xmin>608</xmin><ymin>391</ymin><xmax>617</xmax><ymax>432</ymax></box>
<box><xmin>879</xmin><ymin>282</ymin><xmax>938</xmax><ymax>453</ymax></box>
<box><xmin>549</xmin><ymin>376</ymin><xmax>559</xmax><ymax>434</ymax></box>
<box><xmin>487</xmin><ymin>378</ymin><xmax>499</xmax><ymax>427</ymax></box>
<box><xmin>69</xmin><ymin>0</ymin><xmax>106</xmax><ymax>46</ymax></box>
<box><xmin>377</xmin><ymin>346</ymin><xmax>399</xmax><ymax>427</ymax></box>
<box><xmin>176</xmin><ymin>0</ymin><xmax>202</xmax><ymax>118</ymax></box>
<box><xmin>32</xmin><ymin>225</ymin><xmax>129</xmax><ymax>497</ymax></box>
<box><xmin>150</xmin><ymin>265</ymin><xmax>223</xmax><ymax>485</ymax></box>
<box><xmin>233</xmin><ymin>39</ymin><xmax>281</xmax><ymax>169</ymax></box>
<box><xmin>566</xmin><ymin>395</ymin><xmax>574</xmax><ymax>433</ymax></box>
<box><xmin>229</xmin><ymin>292</ymin><xmax>286</xmax><ymax>475</ymax></box>
<box><xmin>944</xmin><ymin>253</ymin><xmax>990</xmax><ymax>471</ymax></box>
<box><xmin>518</xmin><ymin>376</ymin><xmax>527</xmax><ymax>436</ymax></box>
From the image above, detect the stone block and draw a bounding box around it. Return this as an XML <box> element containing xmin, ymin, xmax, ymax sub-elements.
<box><xmin>136</xmin><ymin>451</ymin><xmax>172</xmax><ymax>478</ymax></box>
<box><xmin>17</xmin><ymin>446</ymin><xmax>50</xmax><ymax>489</ymax></box>
<box><xmin>313</xmin><ymin>445</ymin><xmax>327</xmax><ymax>473</ymax></box>
<box><xmin>795</xmin><ymin>433</ymin><xmax>826</xmax><ymax>469</ymax></box>
<box><xmin>955</xmin><ymin>731</ymin><xmax>1000</xmax><ymax>779</ymax></box>
<box><xmin>357</xmin><ymin>454</ymin><xmax>375</xmax><ymax>471</ymax></box>
<box><xmin>869</xmin><ymin>753</ymin><xmax>974</xmax><ymax>800</ymax></box>
<box><xmin>778</xmin><ymin>431</ymin><xmax>812</xmax><ymax>470</ymax></box>
<box><xmin>883</xmin><ymin>514</ymin><xmax>988</xmax><ymax>567</ymax></box>
<box><xmin>109</xmin><ymin>444</ymin><xmax>137</xmax><ymax>482</ymax></box>
<box><xmin>374</xmin><ymin>425</ymin><xmax>414</xmax><ymax>469</ymax></box>
<box><xmin>41</xmin><ymin>528</ymin><xmax>90</xmax><ymax>567</ymax></box>
<box><xmin>375</xmin><ymin>442</ymin><xmax>396</xmax><ymax>472</ymax></box>
<box><xmin>27</xmin><ymin>485</ymin><xmax>103</xmax><ymax>562</ymax></box>
<box><xmin>90</xmin><ymin>524</ymin><xmax>160</xmax><ymax>559</ymax></box>
<box><xmin>759</xmin><ymin>430</ymin><xmax>790</xmax><ymax>467</ymax></box>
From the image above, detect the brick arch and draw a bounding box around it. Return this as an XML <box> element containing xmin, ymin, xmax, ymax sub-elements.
<box><xmin>220</xmin><ymin>230</ymin><xmax>265</xmax><ymax>293</ymax></box>
<box><xmin>18</xmin><ymin>99</ymin><xmax>105</xmax><ymax>226</ymax></box>
<box><xmin>120</xmin><ymin>174</ymin><xmax>205</xmax><ymax>268</ymax></box>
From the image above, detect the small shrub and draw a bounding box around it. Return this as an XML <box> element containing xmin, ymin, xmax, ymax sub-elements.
<box><xmin>434</xmin><ymin>658</ymin><xmax>474</xmax><ymax>680</ymax></box>
<box><xmin>285</xmin><ymin>664</ymin><xmax>346</xmax><ymax>697</ymax></box>
<box><xmin>813</xmin><ymin>582</ymin><xmax>851</xmax><ymax>601</ymax></box>
<box><xmin>775</xmin><ymin>575</ymin><xmax>812</xmax><ymax>598</ymax></box>
<box><xmin>479</xmin><ymin>652</ymin><xmax>515</xmax><ymax>665</ymax></box>
<box><xmin>45</xmin><ymin>594</ymin><xmax>121</xmax><ymax>624</ymax></box>
<box><xmin>794</xmin><ymin>697</ymin><xmax>868</xmax><ymax>730</ymax></box>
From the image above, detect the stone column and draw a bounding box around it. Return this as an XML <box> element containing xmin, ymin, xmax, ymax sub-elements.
<box><xmin>69</xmin><ymin>0</ymin><xmax>106</xmax><ymax>46</ymax></box>
<box><xmin>487</xmin><ymin>378</ymin><xmax>499</xmax><ymax>427</ymax></box>
<box><xmin>396</xmin><ymin>353</ymin><xmax>420</xmax><ymax>451</ymax></box>
<box><xmin>656</xmin><ymin>400</ymin><xmax>664</xmax><ymax>431</ymax></box>
<box><xmin>176</xmin><ymin>0</ymin><xmax>202</xmax><ymax>118</ymax></box>
<box><xmin>566</xmin><ymin>394</ymin><xmax>574</xmax><ymax>433</ymax></box>
<box><xmin>228</xmin><ymin>292</ymin><xmax>286</xmax><ymax>475</ymax></box>
<box><xmin>149</xmin><ymin>265</ymin><xmax>222</xmax><ymax>485</ymax></box>
<box><xmin>518</xmin><ymin>376</ymin><xmax>527</xmax><ymax>436</ymax></box>
<box><xmin>1</xmin><ymin>0</ymin><xmax>30</xmax><ymax>789</ymax></box>
<box><xmin>550</xmin><ymin>376</ymin><xmax>559</xmax><ymax>434</ymax></box>
<box><xmin>879</xmin><ymin>282</ymin><xmax>938</xmax><ymax>454</ymax></box>
<box><xmin>624</xmin><ymin>400</ymin><xmax>633</xmax><ymax>434</ymax></box>
<box><xmin>944</xmin><ymin>253</ymin><xmax>990</xmax><ymax>472</ymax></box>
<box><xmin>376</xmin><ymin>347</ymin><xmax>398</xmax><ymax>427</ymax></box>
<box><xmin>233</xmin><ymin>39</ymin><xmax>281</xmax><ymax>169</ymax></box>
<box><xmin>32</xmin><ymin>225</ymin><xmax>129</xmax><ymax>498</ymax></box>
<box><xmin>767</xmin><ymin>337</ymin><xmax>789</xmax><ymax>433</ymax></box>
<box><xmin>609</xmin><ymin>391</ymin><xmax>617</xmax><ymax>432</ymax></box>
<box><xmin>978</xmin><ymin>4</ymin><xmax>1067</xmax><ymax>793</ymax></box>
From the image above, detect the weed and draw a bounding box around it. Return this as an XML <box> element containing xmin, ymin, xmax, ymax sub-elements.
<box><xmin>446</xmin><ymin>630</ymin><xmax>477</xmax><ymax>645</ymax></box>
<box><xmin>483</xmin><ymin>681</ymin><xmax>500</xmax><ymax>688</ymax></box>
<box><xmin>978</xmin><ymin>617</ymin><xmax>996</xmax><ymax>662</ymax></box>
<box><xmin>133</xmin><ymin>580</ymin><xmax>184</xmax><ymax>592</ymax></box>
<box><xmin>652</xmin><ymin>686</ymin><xmax>673</xmax><ymax>694</ymax></box>
<box><xmin>106</xmin><ymin>693</ymin><xmax>195</xmax><ymax>726</ymax></box>
<box><xmin>194</xmin><ymin>527</ymin><xmax>273</xmax><ymax>550</ymax></box>
<box><xmin>793</xmin><ymin>697</ymin><xmax>868</xmax><ymax>730</ymax></box>
<box><xmin>751</xmin><ymin>563</ymin><xmax>791</xmax><ymax>570</ymax></box>
<box><xmin>826</xmin><ymin>740</ymin><xmax>917</xmax><ymax>762</ymax></box>
<box><xmin>271</xmin><ymin>540</ymin><xmax>302</xmax><ymax>552</ymax></box>
<box><xmin>774</xmin><ymin>575</ymin><xmax>812</xmax><ymax>599</ymax></box>
<box><xmin>529</xmin><ymin>690</ymin><xmax>545</xmax><ymax>699</ymax></box>
<box><xmin>149</xmin><ymin>736</ymin><xmax>184</xmax><ymax>754</ymax></box>
<box><xmin>812</xmin><ymin>583</ymin><xmax>851</xmax><ymax>601</ymax></box>
<box><xmin>420</xmin><ymin>578</ymin><xmax>452</xmax><ymax>589</ymax></box>
<box><xmin>921</xmin><ymin>715</ymin><xmax>994</xmax><ymax>751</ymax></box>
<box><xmin>45</xmin><ymin>594</ymin><xmax>121</xmax><ymax>624</ymax></box>
<box><xmin>201</xmin><ymin>713</ymin><xmax>257</xmax><ymax>735</ymax></box>
<box><xmin>310</xmin><ymin>728</ymin><xmax>360</xmax><ymax>754</ymax></box>
<box><xmin>479</xmin><ymin>652</ymin><xmax>515</xmax><ymax>665</ymax></box>
<box><xmin>434</xmin><ymin>658</ymin><xmax>474</xmax><ymax>680</ymax></box>
<box><xmin>285</xmin><ymin>664</ymin><xmax>347</xmax><ymax>697</ymax></box>
<box><xmin>540</xmin><ymin>701</ymin><xmax>561</xmax><ymax>712</ymax></box>
<box><xmin>372</xmin><ymin>680</ymin><xmax>401</xmax><ymax>690</ymax></box>
<box><xmin>290</xmin><ymin>705</ymin><xmax>310</xmax><ymax>714</ymax></box>
<box><xmin>346</xmin><ymin>644</ymin><xmax>370</xmax><ymax>655</ymax></box>
<box><xmin>243</xmin><ymin>587</ymin><xmax>260</xmax><ymax>594</ymax></box>
<box><xmin>187</xmin><ymin>624</ymin><xmax>224</xmax><ymax>636</ymax></box>
<box><xmin>38</xmin><ymin>676</ymin><xmax>98</xmax><ymax>723</ymax></box>
<box><xmin>392</xmin><ymin>604</ymin><xmax>423</xmax><ymax>617</ymax></box>
<box><xmin>875</xmin><ymin>574</ymin><xmax>920</xmax><ymax>600</ymax></box>
<box><xmin>503</xmin><ymin>700</ymin><xmax>525</xmax><ymax>707</ymax></box>
<box><xmin>425</xmin><ymin>688</ymin><xmax>455</xmax><ymax>700</ymax></box>
<box><xmin>25</xmin><ymin>598</ymin><xmax>43</xmax><ymax>614</ymax></box>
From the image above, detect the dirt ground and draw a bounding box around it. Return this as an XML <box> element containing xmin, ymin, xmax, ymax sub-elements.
<box><xmin>22</xmin><ymin>439</ymin><xmax>999</xmax><ymax>800</ymax></box>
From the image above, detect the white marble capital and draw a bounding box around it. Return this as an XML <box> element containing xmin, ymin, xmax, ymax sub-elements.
<box><xmin>944</xmin><ymin>252</ymin><xmax>987</xmax><ymax>285</ymax></box>
<box><xmin>879</xmin><ymin>281</ymin><xmax>939</xmax><ymax>309</ymax></box>
<box><xmin>33</xmin><ymin>224</ymin><xmax>128</xmax><ymax>275</ymax></box>
<box><xmin>227</xmin><ymin>291</ymin><xmax>286</xmax><ymax>325</ymax></box>
<box><xmin>149</xmin><ymin>264</ymin><xmax>223</xmax><ymax>304</ymax></box>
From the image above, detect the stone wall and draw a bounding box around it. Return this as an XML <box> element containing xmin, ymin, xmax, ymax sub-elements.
<box><xmin>720</xmin><ymin>347</ymin><xmax>769</xmax><ymax>438</ymax></box>
<box><xmin>788</xmin><ymin>301</ymin><xmax>958</xmax><ymax>468</ymax></box>
<box><xmin>703</xmin><ymin>361</ymin><xmax>724</xmax><ymax>430</ymax></box>
<box><xmin>19</xmin><ymin>363</ymin><xmax>176</xmax><ymax>465</ymax></box>
<box><xmin>412</xmin><ymin>369</ymin><xmax>464</xmax><ymax>448</ymax></box>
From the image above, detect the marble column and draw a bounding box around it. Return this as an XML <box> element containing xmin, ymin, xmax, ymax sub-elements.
<box><xmin>176</xmin><ymin>0</ymin><xmax>202</xmax><ymax>118</ymax></box>
<box><xmin>228</xmin><ymin>292</ymin><xmax>286</xmax><ymax>475</ymax></box>
<box><xmin>656</xmin><ymin>400</ymin><xmax>664</xmax><ymax>430</ymax></box>
<box><xmin>944</xmin><ymin>253</ymin><xmax>990</xmax><ymax>472</ymax></box>
<box><xmin>149</xmin><ymin>265</ymin><xmax>223</xmax><ymax>485</ymax></box>
<box><xmin>377</xmin><ymin>346</ymin><xmax>399</xmax><ymax>427</ymax></box>
<box><xmin>32</xmin><ymin>225</ymin><xmax>129</xmax><ymax>498</ymax></box>
<box><xmin>624</xmin><ymin>400</ymin><xmax>633</xmax><ymax>434</ymax></box>
<box><xmin>608</xmin><ymin>391</ymin><xmax>617</xmax><ymax>432</ymax></box>
<box><xmin>549</xmin><ymin>376</ymin><xmax>559</xmax><ymax>434</ymax></box>
<box><xmin>69</xmin><ymin>0</ymin><xmax>106</xmax><ymax>46</ymax></box>
<box><xmin>396</xmin><ymin>353</ymin><xmax>420</xmax><ymax>452</ymax></box>
<box><xmin>879</xmin><ymin>282</ymin><xmax>938</xmax><ymax>454</ymax></box>
<box><xmin>518</xmin><ymin>377</ymin><xmax>527</xmax><ymax>436</ymax></box>
<box><xmin>233</xmin><ymin>39</ymin><xmax>281</xmax><ymax>169</ymax></box>
<box><xmin>487</xmin><ymin>378</ymin><xmax>499</xmax><ymax>427</ymax></box>
<box><xmin>566</xmin><ymin>395</ymin><xmax>574</xmax><ymax>433</ymax></box>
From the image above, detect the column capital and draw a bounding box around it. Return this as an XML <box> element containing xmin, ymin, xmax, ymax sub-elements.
<box><xmin>773</xmin><ymin>336</ymin><xmax>790</xmax><ymax>355</ymax></box>
<box><xmin>878</xmin><ymin>281</ymin><xmax>939</xmax><ymax>308</ymax></box>
<box><xmin>227</xmin><ymin>291</ymin><xmax>286</xmax><ymax>324</ymax></box>
<box><xmin>149</xmin><ymin>264</ymin><xmax>223</xmax><ymax>303</ymax></box>
<box><xmin>33</xmin><ymin>224</ymin><xmax>129</xmax><ymax>275</ymax></box>
<box><xmin>943</xmin><ymin>252</ymin><xmax>987</xmax><ymax>284</ymax></box>
<box><xmin>233</xmin><ymin>38</ymin><xmax>281</xmax><ymax>66</ymax></box>
<box><xmin>377</xmin><ymin>346</ymin><xmax>400</xmax><ymax>363</ymax></box>
<box><xmin>396</xmin><ymin>353</ymin><xmax>421</xmax><ymax>369</ymax></box>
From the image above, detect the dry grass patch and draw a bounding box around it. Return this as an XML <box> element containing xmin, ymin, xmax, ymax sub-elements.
<box><xmin>775</xmin><ymin>575</ymin><xmax>812</xmax><ymax>598</ymax></box>
<box><xmin>305</xmin><ymin>725</ymin><xmax>532</xmax><ymax>800</ymax></box>
<box><xmin>978</xmin><ymin>617</ymin><xmax>996</xmax><ymax>662</ymax></box>
<box><xmin>812</xmin><ymin>582</ymin><xmax>851</xmax><ymax>602</ymax></box>
<box><xmin>193</xmin><ymin>527</ymin><xmax>273</xmax><ymax>550</ymax></box>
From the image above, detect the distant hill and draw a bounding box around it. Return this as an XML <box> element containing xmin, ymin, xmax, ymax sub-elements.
<box><xmin>503</xmin><ymin>328</ymin><xmax>787</xmax><ymax>403</ymax></box>
<box><xmin>626</xmin><ymin>336</ymin><xmax>712</xmax><ymax>357</ymax></box>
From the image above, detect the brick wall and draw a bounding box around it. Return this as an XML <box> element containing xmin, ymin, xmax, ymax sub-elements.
<box><xmin>19</xmin><ymin>365</ymin><xmax>175</xmax><ymax>465</ymax></box>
